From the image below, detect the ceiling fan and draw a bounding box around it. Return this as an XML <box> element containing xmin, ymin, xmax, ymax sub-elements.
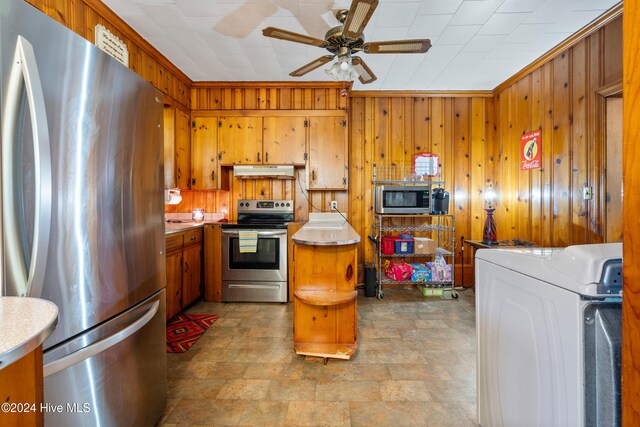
<box><xmin>262</xmin><ymin>0</ymin><xmax>431</xmax><ymax>84</ymax></box>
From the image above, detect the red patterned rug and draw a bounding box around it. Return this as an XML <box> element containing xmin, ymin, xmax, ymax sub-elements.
<box><xmin>166</xmin><ymin>313</ymin><xmax>219</xmax><ymax>353</ymax></box>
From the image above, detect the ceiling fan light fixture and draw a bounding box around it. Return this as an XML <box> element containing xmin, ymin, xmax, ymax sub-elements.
<box><xmin>325</xmin><ymin>56</ymin><xmax>359</xmax><ymax>82</ymax></box>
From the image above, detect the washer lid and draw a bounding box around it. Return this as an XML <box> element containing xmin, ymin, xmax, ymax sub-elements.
<box><xmin>476</xmin><ymin>243</ymin><xmax>622</xmax><ymax>297</ymax></box>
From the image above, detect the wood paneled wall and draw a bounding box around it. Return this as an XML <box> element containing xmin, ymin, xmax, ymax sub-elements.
<box><xmin>190</xmin><ymin>83</ymin><xmax>350</xmax><ymax>221</ymax></box>
<box><xmin>622</xmin><ymin>1</ymin><xmax>640</xmax><ymax>423</ymax></box>
<box><xmin>490</xmin><ymin>16</ymin><xmax>623</xmax><ymax>247</ymax></box>
<box><xmin>26</xmin><ymin>0</ymin><xmax>191</xmax><ymax>108</ymax></box>
<box><xmin>349</xmin><ymin>94</ymin><xmax>492</xmax><ymax>283</ymax></box>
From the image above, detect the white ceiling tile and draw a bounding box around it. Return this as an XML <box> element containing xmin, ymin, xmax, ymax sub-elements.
<box><xmin>408</xmin><ymin>14</ymin><xmax>453</xmax><ymax>37</ymax></box>
<box><xmin>503</xmin><ymin>23</ymin><xmax>557</xmax><ymax>44</ymax></box>
<box><xmin>565</xmin><ymin>0</ymin><xmax>611</xmax><ymax>11</ymax></box>
<box><xmin>406</xmin><ymin>60</ymin><xmax>449</xmax><ymax>89</ymax></box>
<box><xmin>104</xmin><ymin>0</ymin><xmax>146</xmax><ymax>18</ymax></box>
<box><xmin>449</xmin><ymin>0</ymin><xmax>503</xmax><ymax>26</ymax></box>
<box><xmin>462</xmin><ymin>34</ymin><xmax>507</xmax><ymax>52</ymax></box>
<box><xmin>104</xmin><ymin>0</ymin><xmax>621</xmax><ymax>90</ymax></box>
<box><xmin>138</xmin><ymin>4</ymin><xmax>191</xmax><ymax>27</ymax></box>
<box><xmin>376</xmin><ymin>3</ymin><xmax>422</xmax><ymax>27</ymax></box>
<box><xmin>477</xmin><ymin>12</ymin><xmax>531</xmax><ymax>35</ymax></box>
<box><xmin>368</xmin><ymin>26</ymin><xmax>409</xmax><ymax>42</ymax></box>
<box><xmin>429</xmin><ymin>65</ymin><xmax>474</xmax><ymax>89</ymax></box>
<box><xmin>449</xmin><ymin>51</ymin><xmax>487</xmax><ymax>65</ymax></box>
<box><xmin>175</xmin><ymin>0</ymin><xmax>237</xmax><ymax>17</ymax></box>
<box><xmin>418</xmin><ymin>0</ymin><xmax>463</xmax><ymax>15</ymax></box>
<box><xmin>437</xmin><ymin>25</ymin><xmax>480</xmax><ymax>45</ymax></box>
<box><xmin>424</xmin><ymin>44</ymin><xmax>464</xmax><ymax>61</ymax></box>
<box><xmin>496</xmin><ymin>0</ymin><xmax>546</xmax><ymax>13</ymax></box>
<box><xmin>523</xmin><ymin>1</ymin><xmax>571</xmax><ymax>24</ymax></box>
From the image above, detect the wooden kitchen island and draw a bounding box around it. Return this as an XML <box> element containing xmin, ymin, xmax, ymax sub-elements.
<box><xmin>291</xmin><ymin>214</ymin><xmax>360</xmax><ymax>360</ymax></box>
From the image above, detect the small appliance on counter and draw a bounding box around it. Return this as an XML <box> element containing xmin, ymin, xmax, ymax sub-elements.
<box><xmin>431</xmin><ymin>188</ymin><xmax>450</xmax><ymax>214</ymax></box>
<box><xmin>375</xmin><ymin>185</ymin><xmax>431</xmax><ymax>214</ymax></box>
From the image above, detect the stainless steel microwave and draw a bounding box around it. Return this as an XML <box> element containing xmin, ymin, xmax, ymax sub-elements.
<box><xmin>375</xmin><ymin>185</ymin><xmax>431</xmax><ymax>214</ymax></box>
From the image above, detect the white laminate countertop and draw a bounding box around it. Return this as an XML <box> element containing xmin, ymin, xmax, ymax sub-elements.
<box><xmin>0</xmin><ymin>297</ymin><xmax>58</xmax><ymax>370</ymax></box>
<box><xmin>165</xmin><ymin>212</ymin><xmax>226</xmax><ymax>235</ymax></box>
<box><xmin>292</xmin><ymin>213</ymin><xmax>361</xmax><ymax>246</ymax></box>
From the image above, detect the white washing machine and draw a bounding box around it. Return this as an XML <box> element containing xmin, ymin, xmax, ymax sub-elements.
<box><xmin>475</xmin><ymin>243</ymin><xmax>622</xmax><ymax>427</ymax></box>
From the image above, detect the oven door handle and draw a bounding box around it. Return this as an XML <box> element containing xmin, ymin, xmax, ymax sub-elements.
<box><xmin>222</xmin><ymin>230</ymin><xmax>287</xmax><ymax>237</ymax></box>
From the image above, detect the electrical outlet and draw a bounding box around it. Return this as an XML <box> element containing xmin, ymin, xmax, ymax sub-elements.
<box><xmin>330</xmin><ymin>201</ymin><xmax>338</xmax><ymax>211</ymax></box>
<box><xmin>583</xmin><ymin>186</ymin><xmax>593</xmax><ymax>200</ymax></box>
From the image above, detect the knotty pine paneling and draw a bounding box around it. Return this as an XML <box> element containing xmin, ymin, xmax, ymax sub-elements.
<box><xmin>490</xmin><ymin>16</ymin><xmax>622</xmax><ymax>248</ymax></box>
<box><xmin>622</xmin><ymin>0</ymin><xmax>640</xmax><ymax>423</ymax></box>
<box><xmin>350</xmin><ymin>94</ymin><xmax>490</xmax><ymax>285</ymax></box>
<box><xmin>26</xmin><ymin>0</ymin><xmax>191</xmax><ymax>108</ymax></box>
<box><xmin>184</xmin><ymin>84</ymin><xmax>350</xmax><ymax>221</ymax></box>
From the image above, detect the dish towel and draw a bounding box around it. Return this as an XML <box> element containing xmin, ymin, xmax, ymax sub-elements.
<box><xmin>238</xmin><ymin>230</ymin><xmax>258</xmax><ymax>253</ymax></box>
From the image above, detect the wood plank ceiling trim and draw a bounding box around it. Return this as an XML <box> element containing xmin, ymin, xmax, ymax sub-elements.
<box><xmin>192</xmin><ymin>81</ymin><xmax>351</xmax><ymax>89</ymax></box>
<box><xmin>351</xmin><ymin>90</ymin><xmax>494</xmax><ymax>98</ymax></box>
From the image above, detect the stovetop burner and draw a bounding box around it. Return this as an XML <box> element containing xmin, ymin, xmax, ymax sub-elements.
<box><xmin>232</xmin><ymin>199</ymin><xmax>294</xmax><ymax>228</ymax></box>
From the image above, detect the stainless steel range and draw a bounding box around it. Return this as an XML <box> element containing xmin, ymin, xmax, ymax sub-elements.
<box><xmin>221</xmin><ymin>200</ymin><xmax>293</xmax><ymax>302</ymax></box>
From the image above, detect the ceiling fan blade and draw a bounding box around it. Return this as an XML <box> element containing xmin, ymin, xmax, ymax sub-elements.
<box><xmin>290</xmin><ymin>55</ymin><xmax>335</xmax><ymax>77</ymax></box>
<box><xmin>262</xmin><ymin>27</ymin><xmax>327</xmax><ymax>47</ymax></box>
<box><xmin>364</xmin><ymin>39</ymin><xmax>432</xmax><ymax>54</ymax></box>
<box><xmin>351</xmin><ymin>57</ymin><xmax>377</xmax><ymax>84</ymax></box>
<box><xmin>342</xmin><ymin>0</ymin><xmax>379</xmax><ymax>39</ymax></box>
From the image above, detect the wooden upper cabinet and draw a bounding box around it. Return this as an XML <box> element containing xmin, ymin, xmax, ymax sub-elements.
<box><xmin>262</xmin><ymin>116</ymin><xmax>307</xmax><ymax>165</ymax></box>
<box><xmin>308</xmin><ymin>114</ymin><xmax>348</xmax><ymax>190</ymax></box>
<box><xmin>218</xmin><ymin>116</ymin><xmax>263</xmax><ymax>165</ymax></box>
<box><xmin>191</xmin><ymin>116</ymin><xmax>218</xmax><ymax>190</ymax></box>
<box><xmin>163</xmin><ymin>107</ymin><xmax>176</xmax><ymax>189</ymax></box>
<box><xmin>175</xmin><ymin>108</ymin><xmax>191</xmax><ymax>189</ymax></box>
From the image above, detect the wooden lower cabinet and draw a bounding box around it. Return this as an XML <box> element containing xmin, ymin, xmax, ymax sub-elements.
<box><xmin>204</xmin><ymin>224</ymin><xmax>222</xmax><ymax>302</ymax></box>
<box><xmin>292</xmin><ymin>243</ymin><xmax>358</xmax><ymax>360</ymax></box>
<box><xmin>0</xmin><ymin>346</ymin><xmax>44</xmax><ymax>427</ymax></box>
<box><xmin>182</xmin><ymin>243</ymin><xmax>202</xmax><ymax>307</ymax></box>
<box><xmin>165</xmin><ymin>228</ymin><xmax>203</xmax><ymax>320</ymax></box>
<box><xmin>165</xmin><ymin>250</ymin><xmax>183</xmax><ymax>319</ymax></box>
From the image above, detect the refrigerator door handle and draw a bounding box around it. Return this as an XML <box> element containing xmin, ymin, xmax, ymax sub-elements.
<box><xmin>43</xmin><ymin>300</ymin><xmax>160</xmax><ymax>377</ymax></box>
<box><xmin>1</xmin><ymin>36</ymin><xmax>52</xmax><ymax>298</ymax></box>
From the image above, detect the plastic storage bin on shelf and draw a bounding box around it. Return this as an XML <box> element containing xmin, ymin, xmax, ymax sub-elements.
<box><xmin>394</xmin><ymin>238</ymin><xmax>414</xmax><ymax>254</ymax></box>
<box><xmin>381</xmin><ymin>236</ymin><xmax>397</xmax><ymax>255</ymax></box>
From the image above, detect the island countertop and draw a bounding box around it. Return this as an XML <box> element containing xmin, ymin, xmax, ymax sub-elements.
<box><xmin>0</xmin><ymin>297</ymin><xmax>58</xmax><ymax>370</ymax></box>
<box><xmin>292</xmin><ymin>213</ymin><xmax>361</xmax><ymax>246</ymax></box>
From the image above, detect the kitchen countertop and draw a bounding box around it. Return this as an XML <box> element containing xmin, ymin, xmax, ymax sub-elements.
<box><xmin>0</xmin><ymin>297</ymin><xmax>58</xmax><ymax>370</ymax></box>
<box><xmin>292</xmin><ymin>213</ymin><xmax>361</xmax><ymax>246</ymax></box>
<box><xmin>164</xmin><ymin>212</ymin><xmax>227</xmax><ymax>235</ymax></box>
<box><xmin>165</xmin><ymin>221</ymin><xmax>206</xmax><ymax>234</ymax></box>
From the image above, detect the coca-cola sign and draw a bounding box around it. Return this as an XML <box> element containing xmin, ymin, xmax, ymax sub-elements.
<box><xmin>521</xmin><ymin>129</ymin><xmax>542</xmax><ymax>171</ymax></box>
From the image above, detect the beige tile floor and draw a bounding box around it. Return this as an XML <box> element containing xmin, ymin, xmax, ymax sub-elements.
<box><xmin>158</xmin><ymin>286</ymin><xmax>478</xmax><ymax>427</ymax></box>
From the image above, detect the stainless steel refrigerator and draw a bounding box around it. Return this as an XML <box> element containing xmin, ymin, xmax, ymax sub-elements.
<box><xmin>0</xmin><ymin>0</ymin><xmax>167</xmax><ymax>425</ymax></box>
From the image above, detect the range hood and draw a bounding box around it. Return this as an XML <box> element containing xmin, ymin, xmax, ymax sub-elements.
<box><xmin>233</xmin><ymin>165</ymin><xmax>295</xmax><ymax>179</ymax></box>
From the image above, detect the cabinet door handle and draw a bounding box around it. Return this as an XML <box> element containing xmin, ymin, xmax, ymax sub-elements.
<box><xmin>257</xmin><ymin>152</ymin><xmax>261</xmax><ymax>162</ymax></box>
<box><xmin>265</xmin><ymin>152</ymin><xmax>268</xmax><ymax>163</ymax></box>
<box><xmin>312</xmin><ymin>170</ymin><xmax>316</xmax><ymax>181</ymax></box>
<box><xmin>211</xmin><ymin>170</ymin><xmax>215</xmax><ymax>181</ymax></box>
<box><xmin>177</xmin><ymin>169</ymin><xmax>181</xmax><ymax>180</ymax></box>
<box><xmin>184</xmin><ymin>261</ymin><xmax>189</xmax><ymax>273</ymax></box>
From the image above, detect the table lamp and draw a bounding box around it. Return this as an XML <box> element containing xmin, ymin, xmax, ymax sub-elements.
<box><xmin>482</xmin><ymin>187</ymin><xmax>497</xmax><ymax>244</ymax></box>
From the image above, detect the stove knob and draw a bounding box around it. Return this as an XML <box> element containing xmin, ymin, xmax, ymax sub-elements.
<box><xmin>275</xmin><ymin>202</ymin><xmax>280</xmax><ymax>207</ymax></box>
<box><xmin>286</xmin><ymin>202</ymin><xmax>291</xmax><ymax>207</ymax></box>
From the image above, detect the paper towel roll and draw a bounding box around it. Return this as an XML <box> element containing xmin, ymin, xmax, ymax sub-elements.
<box><xmin>164</xmin><ymin>189</ymin><xmax>182</xmax><ymax>205</ymax></box>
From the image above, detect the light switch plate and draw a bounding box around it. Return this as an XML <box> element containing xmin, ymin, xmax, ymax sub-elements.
<box><xmin>583</xmin><ymin>186</ymin><xmax>592</xmax><ymax>200</ymax></box>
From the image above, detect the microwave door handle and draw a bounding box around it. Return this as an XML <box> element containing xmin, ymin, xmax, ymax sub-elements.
<box><xmin>1</xmin><ymin>36</ymin><xmax>52</xmax><ymax>298</ymax></box>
